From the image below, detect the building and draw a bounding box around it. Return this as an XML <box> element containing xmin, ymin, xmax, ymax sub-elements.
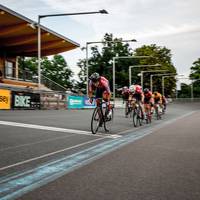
<box><xmin>0</xmin><ymin>4</ymin><xmax>79</xmax><ymax>90</ymax></box>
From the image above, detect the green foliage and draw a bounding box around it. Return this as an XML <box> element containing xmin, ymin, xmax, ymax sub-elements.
<box><xmin>178</xmin><ymin>83</ymin><xmax>191</xmax><ymax>98</ymax></box>
<box><xmin>18</xmin><ymin>57</ymin><xmax>38</xmax><ymax>74</ymax></box>
<box><xmin>18</xmin><ymin>55</ymin><xmax>73</xmax><ymax>89</ymax></box>
<box><xmin>133</xmin><ymin>44</ymin><xmax>177</xmax><ymax>96</ymax></box>
<box><xmin>188</xmin><ymin>57</ymin><xmax>200</xmax><ymax>98</ymax></box>
<box><xmin>43</xmin><ymin>55</ymin><xmax>73</xmax><ymax>88</ymax></box>
<box><xmin>77</xmin><ymin>34</ymin><xmax>177</xmax><ymax>96</ymax></box>
<box><xmin>178</xmin><ymin>81</ymin><xmax>200</xmax><ymax>98</ymax></box>
<box><xmin>77</xmin><ymin>33</ymin><xmax>137</xmax><ymax>92</ymax></box>
<box><xmin>190</xmin><ymin>58</ymin><xmax>200</xmax><ymax>80</ymax></box>
<box><xmin>193</xmin><ymin>81</ymin><xmax>200</xmax><ymax>97</ymax></box>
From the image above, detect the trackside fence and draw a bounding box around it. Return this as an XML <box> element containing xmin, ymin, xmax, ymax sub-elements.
<box><xmin>172</xmin><ymin>98</ymin><xmax>200</xmax><ymax>103</ymax></box>
<box><xmin>2</xmin><ymin>87</ymin><xmax>200</xmax><ymax>110</ymax></box>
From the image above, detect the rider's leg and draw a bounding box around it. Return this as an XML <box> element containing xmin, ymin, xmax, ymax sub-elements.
<box><xmin>103</xmin><ymin>91</ymin><xmax>112</xmax><ymax>118</ymax></box>
<box><xmin>95</xmin><ymin>89</ymin><xmax>103</xmax><ymax>126</ymax></box>
<box><xmin>139</xmin><ymin>101</ymin><xmax>145</xmax><ymax>119</ymax></box>
<box><xmin>144</xmin><ymin>104</ymin><xmax>148</xmax><ymax>120</ymax></box>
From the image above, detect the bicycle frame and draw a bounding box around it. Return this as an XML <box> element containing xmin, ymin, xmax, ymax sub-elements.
<box><xmin>91</xmin><ymin>98</ymin><xmax>113</xmax><ymax>134</ymax></box>
<box><xmin>144</xmin><ymin>103</ymin><xmax>152</xmax><ymax>123</ymax></box>
<box><xmin>132</xmin><ymin>100</ymin><xmax>143</xmax><ymax>127</ymax></box>
<box><xmin>154</xmin><ymin>102</ymin><xmax>162</xmax><ymax>120</ymax></box>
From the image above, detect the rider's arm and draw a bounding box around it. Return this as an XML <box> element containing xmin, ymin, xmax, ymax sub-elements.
<box><xmin>141</xmin><ymin>93</ymin><xmax>144</xmax><ymax>103</ymax></box>
<box><xmin>88</xmin><ymin>80</ymin><xmax>94</xmax><ymax>98</ymax></box>
<box><xmin>101</xmin><ymin>79</ymin><xmax>111</xmax><ymax>100</ymax></box>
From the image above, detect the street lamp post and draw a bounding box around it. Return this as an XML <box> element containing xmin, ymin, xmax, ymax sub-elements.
<box><xmin>113</xmin><ymin>55</ymin><xmax>150</xmax><ymax>102</ymax></box>
<box><xmin>162</xmin><ymin>74</ymin><xmax>184</xmax><ymax>96</ymax></box>
<box><xmin>140</xmin><ymin>69</ymin><xmax>165</xmax><ymax>89</ymax></box>
<box><xmin>150</xmin><ymin>73</ymin><xmax>177</xmax><ymax>93</ymax></box>
<box><xmin>37</xmin><ymin>10</ymin><xmax>108</xmax><ymax>89</ymax></box>
<box><xmin>191</xmin><ymin>80</ymin><xmax>193</xmax><ymax>100</ymax></box>
<box><xmin>128</xmin><ymin>62</ymin><xmax>158</xmax><ymax>86</ymax></box>
<box><xmin>178</xmin><ymin>78</ymin><xmax>200</xmax><ymax>100</ymax></box>
<box><xmin>86</xmin><ymin>39</ymin><xmax>137</xmax><ymax>96</ymax></box>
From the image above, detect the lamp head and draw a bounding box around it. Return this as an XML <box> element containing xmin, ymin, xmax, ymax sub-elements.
<box><xmin>99</xmin><ymin>9</ymin><xmax>108</xmax><ymax>14</ymax></box>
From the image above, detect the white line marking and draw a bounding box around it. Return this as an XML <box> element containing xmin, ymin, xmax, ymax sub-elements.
<box><xmin>0</xmin><ymin>137</ymin><xmax>105</xmax><ymax>171</ymax></box>
<box><xmin>0</xmin><ymin>134</ymin><xmax>76</xmax><ymax>152</ymax></box>
<box><xmin>0</xmin><ymin>120</ymin><xmax>121</xmax><ymax>139</ymax></box>
<box><xmin>0</xmin><ymin>120</ymin><xmax>92</xmax><ymax>135</ymax></box>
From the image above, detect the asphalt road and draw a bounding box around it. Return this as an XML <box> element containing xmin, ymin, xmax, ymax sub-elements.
<box><xmin>0</xmin><ymin>102</ymin><xmax>200</xmax><ymax>200</ymax></box>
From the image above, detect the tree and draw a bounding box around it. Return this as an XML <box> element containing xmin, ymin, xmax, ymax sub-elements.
<box><xmin>178</xmin><ymin>83</ymin><xmax>191</xmax><ymax>98</ymax></box>
<box><xmin>43</xmin><ymin>55</ymin><xmax>73</xmax><ymax>88</ymax></box>
<box><xmin>133</xmin><ymin>44</ymin><xmax>177</xmax><ymax>96</ymax></box>
<box><xmin>77</xmin><ymin>33</ymin><xmax>137</xmax><ymax>93</ymax></box>
<box><xmin>77</xmin><ymin>34</ymin><xmax>177</xmax><ymax>96</ymax></box>
<box><xmin>190</xmin><ymin>58</ymin><xmax>200</xmax><ymax>80</ymax></box>
<box><xmin>189</xmin><ymin>57</ymin><xmax>200</xmax><ymax>98</ymax></box>
<box><xmin>18</xmin><ymin>57</ymin><xmax>38</xmax><ymax>81</ymax></box>
<box><xmin>18</xmin><ymin>55</ymin><xmax>73</xmax><ymax>89</ymax></box>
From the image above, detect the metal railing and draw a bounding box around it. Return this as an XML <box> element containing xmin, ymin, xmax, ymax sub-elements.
<box><xmin>40</xmin><ymin>91</ymin><xmax>67</xmax><ymax>110</ymax></box>
<box><xmin>4</xmin><ymin>67</ymin><xmax>68</xmax><ymax>92</ymax></box>
<box><xmin>41</xmin><ymin>74</ymin><xmax>68</xmax><ymax>91</ymax></box>
<box><xmin>18</xmin><ymin>69</ymin><xmax>38</xmax><ymax>83</ymax></box>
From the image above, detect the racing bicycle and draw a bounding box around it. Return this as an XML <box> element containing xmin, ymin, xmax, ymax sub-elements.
<box><xmin>125</xmin><ymin>100</ymin><xmax>133</xmax><ymax>118</ymax></box>
<box><xmin>132</xmin><ymin>100</ymin><xmax>143</xmax><ymax>127</ymax></box>
<box><xmin>154</xmin><ymin>102</ymin><xmax>162</xmax><ymax>120</ymax></box>
<box><xmin>91</xmin><ymin>98</ymin><xmax>114</xmax><ymax>134</ymax></box>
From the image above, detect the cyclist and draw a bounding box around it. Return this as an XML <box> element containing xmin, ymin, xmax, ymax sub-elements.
<box><xmin>88</xmin><ymin>72</ymin><xmax>112</xmax><ymax>119</ymax></box>
<box><xmin>161</xmin><ymin>95</ymin><xmax>167</xmax><ymax>113</ymax></box>
<box><xmin>129</xmin><ymin>84</ymin><xmax>145</xmax><ymax>119</ymax></box>
<box><xmin>143</xmin><ymin>88</ymin><xmax>154</xmax><ymax>119</ymax></box>
<box><xmin>121</xmin><ymin>86</ymin><xmax>131</xmax><ymax>117</ymax></box>
<box><xmin>121</xmin><ymin>86</ymin><xmax>130</xmax><ymax>103</ymax></box>
<box><xmin>153</xmin><ymin>91</ymin><xmax>163</xmax><ymax>114</ymax></box>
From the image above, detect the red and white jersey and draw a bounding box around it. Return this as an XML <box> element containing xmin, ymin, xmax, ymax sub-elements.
<box><xmin>89</xmin><ymin>76</ymin><xmax>110</xmax><ymax>93</ymax></box>
<box><xmin>144</xmin><ymin>91</ymin><xmax>152</xmax><ymax>99</ymax></box>
<box><xmin>129</xmin><ymin>84</ymin><xmax>143</xmax><ymax>94</ymax></box>
<box><xmin>122</xmin><ymin>87</ymin><xmax>130</xmax><ymax>100</ymax></box>
<box><xmin>122</xmin><ymin>87</ymin><xmax>130</xmax><ymax>95</ymax></box>
<box><xmin>134</xmin><ymin>85</ymin><xmax>142</xmax><ymax>94</ymax></box>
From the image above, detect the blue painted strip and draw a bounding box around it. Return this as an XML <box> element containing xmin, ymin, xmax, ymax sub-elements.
<box><xmin>0</xmin><ymin>111</ymin><xmax>196</xmax><ymax>200</ymax></box>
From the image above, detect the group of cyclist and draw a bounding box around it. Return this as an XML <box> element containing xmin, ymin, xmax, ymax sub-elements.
<box><xmin>88</xmin><ymin>72</ymin><xmax>167</xmax><ymax>121</ymax></box>
<box><xmin>122</xmin><ymin>85</ymin><xmax>166</xmax><ymax>120</ymax></box>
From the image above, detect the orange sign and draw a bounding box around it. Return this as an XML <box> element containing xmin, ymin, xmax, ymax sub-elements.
<box><xmin>0</xmin><ymin>89</ymin><xmax>11</xmax><ymax>109</ymax></box>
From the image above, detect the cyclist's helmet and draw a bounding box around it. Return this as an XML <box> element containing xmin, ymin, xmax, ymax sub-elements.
<box><xmin>144</xmin><ymin>88</ymin><xmax>149</xmax><ymax>94</ymax></box>
<box><xmin>90</xmin><ymin>72</ymin><xmax>100</xmax><ymax>82</ymax></box>
<box><xmin>129</xmin><ymin>85</ymin><xmax>135</xmax><ymax>93</ymax></box>
<box><xmin>135</xmin><ymin>85</ymin><xmax>142</xmax><ymax>93</ymax></box>
<box><xmin>122</xmin><ymin>86</ymin><xmax>128</xmax><ymax>92</ymax></box>
<box><xmin>154</xmin><ymin>91</ymin><xmax>158</xmax><ymax>96</ymax></box>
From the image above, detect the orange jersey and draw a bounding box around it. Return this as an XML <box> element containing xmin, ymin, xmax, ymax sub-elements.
<box><xmin>153</xmin><ymin>93</ymin><xmax>162</xmax><ymax>103</ymax></box>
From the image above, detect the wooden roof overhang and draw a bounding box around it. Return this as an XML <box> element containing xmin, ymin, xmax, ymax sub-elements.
<box><xmin>0</xmin><ymin>4</ymin><xmax>80</xmax><ymax>57</ymax></box>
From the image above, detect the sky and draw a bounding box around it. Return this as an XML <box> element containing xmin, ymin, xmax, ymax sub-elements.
<box><xmin>1</xmin><ymin>0</ymin><xmax>200</xmax><ymax>84</ymax></box>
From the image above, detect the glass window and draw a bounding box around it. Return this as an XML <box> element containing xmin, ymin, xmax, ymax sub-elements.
<box><xmin>5</xmin><ymin>61</ymin><xmax>15</xmax><ymax>78</ymax></box>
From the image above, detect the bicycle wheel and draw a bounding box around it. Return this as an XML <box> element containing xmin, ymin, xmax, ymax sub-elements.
<box><xmin>146</xmin><ymin>111</ymin><xmax>152</xmax><ymax>124</ymax></box>
<box><xmin>133</xmin><ymin>108</ymin><xmax>139</xmax><ymax>127</ymax></box>
<box><xmin>125</xmin><ymin>101</ymin><xmax>128</xmax><ymax>118</ymax></box>
<box><xmin>148</xmin><ymin>111</ymin><xmax>152</xmax><ymax>123</ymax></box>
<box><xmin>137</xmin><ymin>106</ymin><xmax>143</xmax><ymax>126</ymax></box>
<box><xmin>104</xmin><ymin>107</ymin><xmax>114</xmax><ymax>132</ymax></box>
<box><xmin>145</xmin><ymin>106</ymin><xmax>152</xmax><ymax>124</ymax></box>
<box><xmin>91</xmin><ymin>107</ymin><xmax>101</xmax><ymax>134</ymax></box>
<box><xmin>128</xmin><ymin>106</ymin><xmax>133</xmax><ymax>118</ymax></box>
<box><xmin>155</xmin><ymin>105</ymin><xmax>161</xmax><ymax>120</ymax></box>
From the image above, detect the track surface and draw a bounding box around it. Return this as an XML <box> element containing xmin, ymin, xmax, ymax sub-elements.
<box><xmin>0</xmin><ymin>102</ymin><xmax>200</xmax><ymax>200</ymax></box>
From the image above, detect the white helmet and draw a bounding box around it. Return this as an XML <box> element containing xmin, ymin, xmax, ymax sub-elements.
<box><xmin>129</xmin><ymin>85</ymin><xmax>135</xmax><ymax>93</ymax></box>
